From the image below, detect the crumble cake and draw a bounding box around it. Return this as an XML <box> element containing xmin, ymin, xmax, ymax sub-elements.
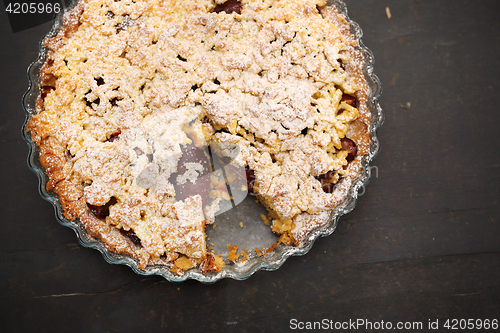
<box><xmin>27</xmin><ymin>0</ymin><xmax>371</xmax><ymax>275</ymax></box>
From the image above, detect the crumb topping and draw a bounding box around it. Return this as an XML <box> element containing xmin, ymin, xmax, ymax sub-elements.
<box><xmin>27</xmin><ymin>0</ymin><xmax>370</xmax><ymax>274</ymax></box>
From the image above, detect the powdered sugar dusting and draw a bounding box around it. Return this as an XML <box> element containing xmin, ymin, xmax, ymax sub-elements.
<box><xmin>27</xmin><ymin>0</ymin><xmax>371</xmax><ymax>273</ymax></box>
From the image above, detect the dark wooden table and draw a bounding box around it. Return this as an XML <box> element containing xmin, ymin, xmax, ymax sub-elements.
<box><xmin>1</xmin><ymin>0</ymin><xmax>499</xmax><ymax>331</ymax></box>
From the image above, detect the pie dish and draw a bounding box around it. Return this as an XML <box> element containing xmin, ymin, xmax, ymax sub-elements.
<box><xmin>22</xmin><ymin>0</ymin><xmax>382</xmax><ymax>282</ymax></box>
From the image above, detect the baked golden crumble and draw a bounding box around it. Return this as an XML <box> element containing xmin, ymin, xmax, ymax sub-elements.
<box><xmin>27</xmin><ymin>0</ymin><xmax>370</xmax><ymax>275</ymax></box>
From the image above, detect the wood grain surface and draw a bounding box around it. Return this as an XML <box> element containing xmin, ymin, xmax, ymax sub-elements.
<box><xmin>1</xmin><ymin>0</ymin><xmax>499</xmax><ymax>331</ymax></box>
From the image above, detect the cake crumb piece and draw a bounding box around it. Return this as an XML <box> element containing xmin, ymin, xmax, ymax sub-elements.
<box><xmin>170</xmin><ymin>256</ymin><xmax>196</xmax><ymax>275</ymax></box>
<box><xmin>239</xmin><ymin>222</ymin><xmax>243</xmax><ymax>228</ymax></box>
<box><xmin>254</xmin><ymin>243</ymin><xmax>279</xmax><ymax>256</ymax></box>
<box><xmin>227</xmin><ymin>243</ymin><xmax>249</xmax><ymax>262</ymax></box>
<box><xmin>175</xmin><ymin>256</ymin><xmax>195</xmax><ymax>270</ymax></box>
<box><xmin>227</xmin><ymin>243</ymin><xmax>239</xmax><ymax>262</ymax></box>
<box><xmin>265</xmin><ymin>243</ymin><xmax>279</xmax><ymax>255</ymax></box>
<box><xmin>260</xmin><ymin>214</ymin><xmax>270</xmax><ymax>226</ymax></box>
<box><xmin>278</xmin><ymin>233</ymin><xmax>293</xmax><ymax>245</ymax></box>
<box><xmin>200</xmin><ymin>253</ymin><xmax>226</xmax><ymax>274</ymax></box>
<box><xmin>239</xmin><ymin>251</ymin><xmax>249</xmax><ymax>263</ymax></box>
<box><xmin>386</xmin><ymin>7</ymin><xmax>391</xmax><ymax>19</ymax></box>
